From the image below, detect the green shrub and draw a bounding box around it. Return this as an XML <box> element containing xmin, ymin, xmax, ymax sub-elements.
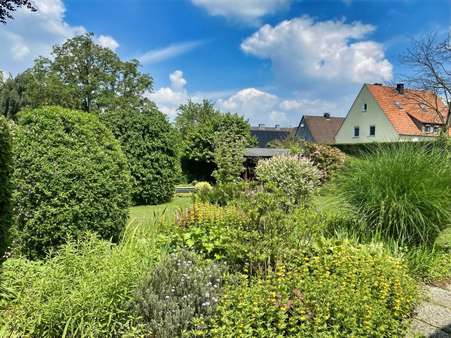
<box><xmin>194</xmin><ymin>181</ymin><xmax>213</xmax><ymax>202</ymax></box>
<box><xmin>0</xmin><ymin>116</ymin><xmax>12</xmax><ymax>258</ymax></box>
<box><xmin>338</xmin><ymin>143</ymin><xmax>451</xmax><ymax>246</ymax></box>
<box><xmin>175</xmin><ymin>199</ymin><xmax>300</xmax><ymax>275</ymax></box>
<box><xmin>175</xmin><ymin>203</ymin><xmax>250</xmax><ymax>267</ymax></box>
<box><xmin>301</xmin><ymin>142</ymin><xmax>346</xmax><ymax>181</ymax></box>
<box><xmin>256</xmin><ymin>155</ymin><xmax>321</xmax><ymax>209</ymax></box>
<box><xmin>135</xmin><ymin>250</ymin><xmax>223</xmax><ymax>337</ymax></box>
<box><xmin>199</xmin><ymin>181</ymin><xmax>247</xmax><ymax>206</ymax></box>
<box><xmin>100</xmin><ymin>107</ymin><xmax>180</xmax><ymax>205</ymax></box>
<box><xmin>201</xmin><ymin>240</ymin><xmax>417</xmax><ymax>337</ymax></box>
<box><xmin>0</xmin><ymin>232</ymin><xmax>162</xmax><ymax>337</ymax></box>
<box><xmin>12</xmin><ymin>106</ymin><xmax>131</xmax><ymax>259</ymax></box>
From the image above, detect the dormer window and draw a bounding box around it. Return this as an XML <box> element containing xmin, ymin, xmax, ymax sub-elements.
<box><xmin>433</xmin><ymin>126</ymin><xmax>440</xmax><ymax>133</ymax></box>
<box><xmin>420</xmin><ymin>104</ymin><xmax>428</xmax><ymax>112</ymax></box>
<box><xmin>394</xmin><ymin>101</ymin><xmax>402</xmax><ymax>109</ymax></box>
<box><xmin>361</xmin><ymin>103</ymin><xmax>367</xmax><ymax>112</ymax></box>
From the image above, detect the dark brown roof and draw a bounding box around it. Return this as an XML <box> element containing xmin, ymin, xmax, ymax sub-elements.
<box><xmin>302</xmin><ymin>115</ymin><xmax>345</xmax><ymax>144</ymax></box>
<box><xmin>250</xmin><ymin>127</ymin><xmax>296</xmax><ymax>147</ymax></box>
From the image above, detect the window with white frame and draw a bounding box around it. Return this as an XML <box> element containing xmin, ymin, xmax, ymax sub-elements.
<box><xmin>361</xmin><ymin>103</ymin><xmax>367</xmax><ymax>112</ymax></box>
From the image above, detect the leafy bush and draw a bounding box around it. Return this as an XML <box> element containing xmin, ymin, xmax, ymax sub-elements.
<box><xmin>256</xmin><ymin>155</ymin><xmax>321</xmax><ymax>209</ymax></box>
<box><xmin>212</xmin><ymin>130</ymin><xmax>247</xmax><ymax>184</ymax></box>
<box><xmin>301</xmin><ymin>141</ymin><xmax>346</xmax><ymax>181</ymax></box>
<box><xmin>201</xmin><ymin>240</ymin><xmax>417</xmax><ymax>337</ymax></box>
<box><xmin>135</xmin><ymin>250</ymin><xmax>223</xmax><ymax>337</ymax></box>
<box><xmin>175</xmin><ymin>203</ymin><xmax>250</xmax><ymax>267</ymax></box>
<box><xmin>11</xmin><ymin>106</ymin><xmax>131</xmax><ymax>259</ymax></box>
<box><xmin>0</xmin><ymin>116</ymin><xmax>12</xmax><ymax>258</ymax></box>
<box><xmin>0</xmin><ymin>232</ymin><xmax>162</xmax><ymax>337</ymax></box>
<box><xmin>194</xmin><ymin>181</ymin><xmax>213</xmax><ymax>201</ymax></box>
<box><xmin>198</xmin><ymin>181</ymin><xmax>248</xmax><ymax>206</ymax></box>
<box><xmin>338</xmin><ymin>143</ymin><xmax>451</xmax><ymax>246</ymax></box>
<box><xmin>100</xmin><ymin>107</ymin><xmax>180</xmax><ymax>205</ymax></box>
<box><xmin>175</xmin><ymin>199</ymin><xmax>300</xmax><ymax>275</ymax></box>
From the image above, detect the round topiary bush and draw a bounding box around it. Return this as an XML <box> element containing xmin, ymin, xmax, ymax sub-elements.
<box><xmin>12</xmin><ymin>106</ymin><xmax>131</xmax><ymax>259</ymax></box>
<box><xmin>100</xmin><ymin>107</ymin><xmax>179</xmax><ymax>205</ymax></box>
<box><xmin>0</xmin><ymin>116</ymin><xmax>12</xmax><ymax>258</ymax></box>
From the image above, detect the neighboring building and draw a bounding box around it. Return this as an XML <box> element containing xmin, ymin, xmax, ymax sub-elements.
<box><xmin>251</xmin><ymin>124</ymin><xmax>296</xmax><ymax>147</ymax></box>
<box><xmin>335</xmin><ymin>83</ymin><xmax>450</xmax><ymax>144</ymax></box>
<box><xmin>295</xmin><ymin>113</ymin><xmax>345</xmax><ymax>144</ymax></box>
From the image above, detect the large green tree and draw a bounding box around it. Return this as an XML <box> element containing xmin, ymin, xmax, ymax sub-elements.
<box><xmin>8</xmin><ymin>33</ymin><xmax>152</xmax><ymax>114</ymax></box>
<box><xmin>0</xmin><ymin>72</ymin><xmax>30</xmax><ymax>119</ymax></box>
<box><xmin>176</xmin><ymin>100</ymin><xmax>253</xmax><ymax>182</ymax></box>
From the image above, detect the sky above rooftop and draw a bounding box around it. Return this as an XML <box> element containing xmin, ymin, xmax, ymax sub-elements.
<box><xmin>1</xmin><ymin>0</ymin><xmax>450</xmax><ymax>126</ymax></box>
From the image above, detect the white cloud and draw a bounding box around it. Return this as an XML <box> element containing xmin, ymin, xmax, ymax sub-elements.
<box><xmin>0</xmin><ymin>0</ymin><xmax>118</xmax><ymax>75</ymax></box>
<box><xmin>241</xmin><ymin>16</ymin><xmax>393</xmax><ymax>92</ymax></box>
<box><xmin>192</xmin><ymin>0</ymin><xmax>291</xmax><ymax>24</ymax></box>
<box><xmin>216</xmin><ymin>87</ymin><xmax>352</xmax><ymax>126</ymax></box>
<box><xmin>96</xmin><ymin>35</ymin><xmax>119</xmax><ymax>51</ymax></box>
<box><xmin>146</xmin><ymin>70</ymin><xmax>190</xmax><ymax>120</ymax></box>
<box><xmin>149</xmin><ymin>72</ymin><xmax>354</xmax><ymax>127</ymax></box>
<box><xmin>137</xmin><ymin>40</ymin><xmax>205</xmax><ymax>65</ymax></box>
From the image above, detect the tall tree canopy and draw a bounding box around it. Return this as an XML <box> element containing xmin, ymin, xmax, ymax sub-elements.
<box><xmin>0</xmin><ymin>0</ymin><xmax>36</xmax><ymax>24</ymax></box>
<box><xmin>2</xmin><ymin>33</ymin><xmax>153</xmax><ymax>117</ymax></box>
<box><xmin>176</xmin><ymin>100</ymin><xmax>253</xmax><ymax>182</ymax></box>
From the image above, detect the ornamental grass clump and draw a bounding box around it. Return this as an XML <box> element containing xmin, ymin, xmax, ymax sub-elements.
<box><xmin>201</xmin><ymin>240</ymin><xmax>417</xmax><ymax>337</ymax></box>
<box><xmin>135</xmin><ymin>250</ymin><xmax>223</xmax><ymax>338</ymax></box>
<box><xmin>256</xmin><ymin>155</ymin><xmax>321</xmax><ymax>208</ymax></box>
<box><xmin>338</xmin><ymin>143</ymin><xmax>451</xmax><ymax>246</ymax></box>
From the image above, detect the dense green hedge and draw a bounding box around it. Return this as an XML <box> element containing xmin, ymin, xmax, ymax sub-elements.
<box><xmin>101</xmin><ymin>107</ymin><xmax>179</xmax><ymax>205</ymax></box>
<box><xmin>0</xmin><ymin>116</ymin><xmax>12</xmax><ymax>258</ymax></box>
<box><xmin>12</xmin><ymin>106</ymin><xmax>131</xmax><ymax>259</ymax></box>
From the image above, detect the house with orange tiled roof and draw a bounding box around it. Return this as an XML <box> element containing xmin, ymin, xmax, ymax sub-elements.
<box><xmin>335</xmin><ymin>83</ymin><xmax>450</xmax><ymax>144</ymax></box>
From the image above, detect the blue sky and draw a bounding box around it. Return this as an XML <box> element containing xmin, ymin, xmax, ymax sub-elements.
<box><xmin>1</xmin><ymin>0</ymin><xmax>450</xmax><ymax>126</ymax></box>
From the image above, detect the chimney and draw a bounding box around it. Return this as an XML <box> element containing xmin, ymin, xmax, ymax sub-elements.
<box><xmin>396</xmin><ymin>83</ymin><xmax>404</xmax><ymax>95</ymax></box>
<box><xmin>258</xmin><ymin>123</ymin><xmax>265</xmax><ymax>128</ymax></box>
<box><xmin>323</xmin><ymin>112</ymin><xmax>331</xmax><ymax>119</ymax></box>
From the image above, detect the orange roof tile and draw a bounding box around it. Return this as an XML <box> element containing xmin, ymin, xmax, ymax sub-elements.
<box><xmin>366</xmin><ymin>84</ymin><xmax>450</xmax><ymax>136</ymax></box>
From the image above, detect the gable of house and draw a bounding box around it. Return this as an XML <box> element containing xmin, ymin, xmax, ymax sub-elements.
<box><xmin>335</xmin><ymin>85</ymin><xmax>399</xmax><ymax>144</ymax></box>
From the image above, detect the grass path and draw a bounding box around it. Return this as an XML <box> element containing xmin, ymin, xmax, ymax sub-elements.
<box><xmin>129</xmin><ymin>195</ymin><xmax>193</xmax><ymax>227</ymax></box>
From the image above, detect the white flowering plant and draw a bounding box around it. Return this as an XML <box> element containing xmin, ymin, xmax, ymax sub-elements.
<box><xmin>135</xmin><ymin>250</ymin><xmax>223</xmax><ymax>337</ymax></box>
<box><xmin>255</xmin><ymin>155</ymin><xmax>321</xmax><ymax>208</ymax></box>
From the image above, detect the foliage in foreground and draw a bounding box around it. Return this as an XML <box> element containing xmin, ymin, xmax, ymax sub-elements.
<box><xmin>0</xmin><ymin>232</ymin><xmax>161</xmax><ymax>337</ymax></box>
<box><xmin>135</xmin><ymin>250</ymin><xmax>223</xmax><ymax>338</ymax></box>
<box><xmin>11</xmin><ymin>106</ymin><xmax>131</xmax><ymax>259</ymax></box>
<box><xmin>300</xmin><ymin>142</ymin><xmax>346</xmax><ymax>181</ymax></box>
<box><xmin>200</xmin><ymin>240</ymin><xmax>417</xmax><ymax>338</ymax></box>
<box><xmin>0</xmin><ymin>116</ymin><xmax>12</xmax><ymax>258</ymax></box>
<box><xmin>338</xmin><ymin>143</ymin><xmax>451</xmax><ymax>246</ymax></box>
<box><xmin>101</xmin><ymin>107</ymin><xmax>180</xmax><ymax>205</ymax></box>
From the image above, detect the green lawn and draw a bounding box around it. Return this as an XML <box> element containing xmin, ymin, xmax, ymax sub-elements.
<box><xmin>129</xmin><ymin>195</ymin><xmax>193</xmax><ymax>226</ymax></box>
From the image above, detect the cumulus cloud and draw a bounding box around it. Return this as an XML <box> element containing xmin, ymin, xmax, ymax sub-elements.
<box><xmin>146</xmin><ymin>70</ymin><xmax>190</xmax><ymax>120</ymax></box>
<box><xmin>241</xmin><ymin>16</ymin><xmax>393</xmax><ymax>93</ymax></box>
<box><xmin>137</xmin><ymin>40</ymin><xmax>205</xmax><ymax>64</ymax></box>
<box><xmin>149</xmin><ymin>72</ymin><xmax>354</xmax><ymax>127</ymax></box>
<box><xmin>191</xmin><ymin>0</ymin><xmax>291</xmax><ymax>24</ymax></box>
<box><xmin>0</xmin><ymin>0</ymin><xmax>118</xmax><ymax>75</ymax></box>
<box><xmin>96</xmin><ymin>35</ymin><xmax>119</xmax><ymax>51</ymax></box>
<box><xmin>216</xmin><ymin>87</ymin><xmax>353</xmax><ymax>126</ymax></box>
